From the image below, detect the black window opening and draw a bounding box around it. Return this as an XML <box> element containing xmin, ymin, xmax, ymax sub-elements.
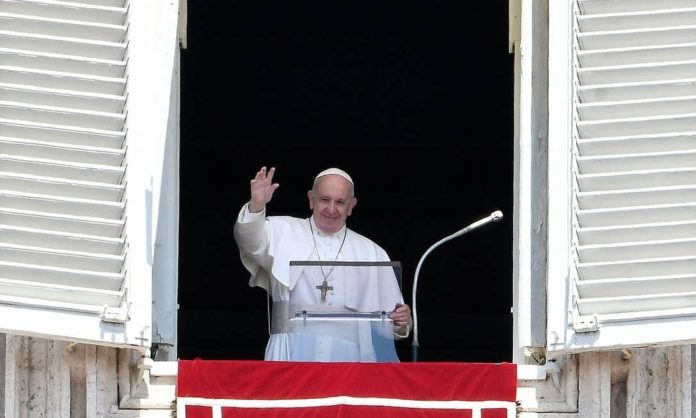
<box><xmin>178</xmin><ymin>0</ymin><xmax>514</xmax><ymax>362</ymax></box>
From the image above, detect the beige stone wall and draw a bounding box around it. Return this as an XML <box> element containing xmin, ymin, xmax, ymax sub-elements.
<box><xmin>519</xmin><ymin>345</ymin><xmax>692</xmax><ymax>418</ymax></box>
<box><xmin>2</xmin><ymin>334</ymin><xmax>175</xmax><ymax>418</ymax></box>
<box><xmin>1</xmin><ymin>333</ymin><xmax>5</xmax><ymax>415</ymax></box>
<box><xmin>4</xmin><ymin>334</ymin><xmax>694</xmax><ymax>417</ymax></box>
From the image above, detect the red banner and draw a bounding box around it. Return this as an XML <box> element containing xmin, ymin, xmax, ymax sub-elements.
<box><xmin>178</xmin><ymin>360</ymin><xmax>517</xmax><ymax>418</ymax></box>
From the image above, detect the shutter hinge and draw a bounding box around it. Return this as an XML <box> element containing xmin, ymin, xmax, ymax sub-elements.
<box><xmin>101</xmin><ymin>305</ymin><xmax>129</xmax><ymax>324</ymax></box>
<box><xmin>573</xmin><ymin>313</ymin><xmax>600</xmax><ymax>333</ymax></box>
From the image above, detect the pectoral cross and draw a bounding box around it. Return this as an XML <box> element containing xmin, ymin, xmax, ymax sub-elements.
<box><xmin>316</xmin><ymin>279</ymin><xmax>333</xmax><ymax>302</ymax></box>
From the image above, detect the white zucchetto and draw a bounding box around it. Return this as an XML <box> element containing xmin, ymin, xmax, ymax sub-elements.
<box><xmin>314</xmin><ymin>167</ymin><xmax>354</xmax><ymax>187</ymax></box>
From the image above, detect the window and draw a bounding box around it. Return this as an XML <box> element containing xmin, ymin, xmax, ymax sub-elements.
<box><xmin>547</xmin><ymin>0</ymin><xmax>696</xmax><ymax>352</ymax></box>
<box><xmin>0</xmin><ymin>0</ymin><xmax>180</xmax><ymax>352</ymax></box>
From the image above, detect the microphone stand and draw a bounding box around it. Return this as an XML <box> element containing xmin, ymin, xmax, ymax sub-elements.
<box><xmin>411</xmin><ymin>210</ymin><xmax>503</xmax><ymax>362</ymax></box>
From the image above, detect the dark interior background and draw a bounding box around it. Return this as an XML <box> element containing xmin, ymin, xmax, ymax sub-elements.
<box><xmin>178</xmin><ymin>0</ymin><xmax>514</xmax><ymax>362</ymax></box>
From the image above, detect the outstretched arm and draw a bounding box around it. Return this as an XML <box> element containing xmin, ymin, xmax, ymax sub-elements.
<box><xmin>248</xmin><ymin>166</ymin><xmax>280</xmax><ymax>213</ymax></box>
<box><xmin>234</xmin><ymin>167</ymin><xmax>279</xmax><ymax>275</ymax></box>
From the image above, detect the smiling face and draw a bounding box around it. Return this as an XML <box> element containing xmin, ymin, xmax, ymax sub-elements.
<box><xmin>308</xmin><ymin>174</ymin><xmax>357</xmax><ymax>234</ymax></box>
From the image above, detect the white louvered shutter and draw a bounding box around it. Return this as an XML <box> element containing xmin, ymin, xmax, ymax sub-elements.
<box><xmin>0</xmin><ymin>0</ymin><xmax>156</xmax><ymax>349</ymax></box>
<box><xmin>549</xmin><ymin>0</ymin><xmax>696</xmax><ymax>352</ymax></box>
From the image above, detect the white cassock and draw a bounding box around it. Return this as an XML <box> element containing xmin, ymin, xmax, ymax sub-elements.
<box><xmin>234</xmin><ymin>204</ymin><xmax>408</xmax><ymax>362</ymax></box>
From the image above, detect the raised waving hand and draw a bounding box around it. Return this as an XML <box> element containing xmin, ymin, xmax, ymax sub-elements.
<box><xmin>248</xmin><ymin>166</ymin><xmax>280</xmax><ymax>213</ymax></box>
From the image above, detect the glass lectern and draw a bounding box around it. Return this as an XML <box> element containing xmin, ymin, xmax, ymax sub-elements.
<box><xmin>274</xmin><ymin>261</ymin><xmax>403</xmax><ymax>362</ymax></box>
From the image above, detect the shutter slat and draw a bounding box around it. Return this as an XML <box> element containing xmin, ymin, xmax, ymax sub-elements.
<box><xmin>0</xmin><ymin>224</ymin><xmax>123</xmax><ymax>254</ymax></box>
<box><xmin>0</xmin><ymin>13</ymin><xmax>126</xmax><ymax>42</ymax></box>
<box><xmin>579</xmin><ymin>79</ymin><xmax>696</xmax><ymax>103</ymax></box>
<box><xmin>0</xmin><ymin>137</ymin><xmax>125</xmax><ymax>166</ymax></box>
<box><xmin>0</xmin><ymin>119</ymin><xmax>125</xmax><ymax>148</ymax></box>
<box><xmin>0</xmin><ymin>31</ymin><xmax>126</xmax><ymax>60</ymax></box>
<box><xmin>0</xmin><ymin>155</ymin><xmax>124</xmax><ymax>183</ymax></box>
<box><xmin>578</xmin><ymin>203</ymin><xmax>696</xmax><ymax>228</ymax></box>
<box><xmin>0</xmin><ymin>101</ymin><xmax>125</xmax><ymax>130</ymax></box>
<box><xmin>579</xmin><ymin>0</ymin><xmax>696</xmax><ymax>15</ymax></box>
<box><xmin>577</xmin><ymin>114</ymin><xmax>696</xmax><ymax>138</ymax></box>
<box><xmin>0</xmin><ymin>49</ymin><xmax>126</xmax><ymax>77</ymax></box>
<box><xmin>0</xmin><ymin>243</ymin><xmax>123</xmax><ymax>272</ymax></box>
<box><xmin>0</xmin><ymin>66</ymin><xmax>125</xmax><ymax>95</ymax></box>
<box><xmin>0</xmin><ymin>0</ymin><xmax>127</xmax><ymax>26</ymax></box>
<box><xmin>578</xmin><ymin>61</ymin><xmax>696</xmax><ymax>85</ymax></box>
<box><xmin>0</xmin><ymin>260</ymin><xmax>122</xmax><ymax>290</ymax></box>
<box><xmin>578</xmin><ymin>168</ymin><xmax>696</xmax><ymax>191</ymax></box>
<box><xmin>578</xmin><ymin>132</ymin><xmax>696</xmax><ymax>156</ymax></box>
<box><xmin>0</xmin><ymin>191</ymin><xmax>124</xmax><ymax>219</ymax></box>
<box><xmin>54</xmin><ymin>0</ymin><xmax>126</xmax><ymax>7</ymax></box>
<box><xmin>578</xmin><ymin>291</ymin><xmax>696</xmax><ymax>315</ymax></box>
<box><xmin>579</xmin><ymin>26</ymin><xmax>696</xmax><ymax>50</ymax></box>
<box><xmin>0</xmin><ymin>173</ymin><xmax>124</xmax><ymax>201</ymax></box>
<box><xmin>0</xmin><ymin>83</ymin><xmax>125</xmax><ymax>112</ymax></box>
<box><xmin>578</xmin><ymin>186</ymin><xmax>696</xmax><ymax>210</ymax></box>
<box><xmin>579</xmin><ymin>220</ymin><xmax>696</xmax><ymax>245</ymax></box>
<box><xmin>578</xmin><ymin>274</ymin><xmax>696</xmax><ymax>298</ymax></box>
<box><xmin>578</xmin><ymin>256</ymin><xmax>696</xmax><ymax>280</ymax></box>
<box><xmin>579</xmin><ymin>238</ymin><xmax>696</xmax><ymax>263</ymax></box>
<box><xmin>578</xmin><ymin>9</ymin><xmax>696</xmax><ymax>32</ymax></box>
<box><xmin>0</xmin><ymin>207</ymin><xmax>123</xmax><ymax>237</ymax></box>
<box><xmin>577</xmin><ymin>149</ymin><xmax>696</xmax><ymax>173</ymax></box>
<box><xmin>0</xmin><ymin>277</ymin><xmax>122</xmax><ymax>306</ymax></box>
<box><xmin>578</xmin><ymin>43</ymin><xmax>696</xmax><ymax>68</ymax></box>
<box><xmin>578</xmin><ymin>96</ymin><xmax>696</xmax><ymax>121</ymax></box>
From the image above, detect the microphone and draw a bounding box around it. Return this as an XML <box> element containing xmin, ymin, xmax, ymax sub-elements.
<box><xmin>411</xmin><ymin>210</ymin><xmax>503</xmax><ymax>362</ymax></box>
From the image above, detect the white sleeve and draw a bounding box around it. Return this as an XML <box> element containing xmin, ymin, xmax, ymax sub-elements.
<box><xmin>393</xmin><ymin>320</ymin><xmax>412</xmax><ymax>339</ymax></box>
<box><xmin>238</xmin><ymin>202</ymin><xmax>266</xmax><ymax>223</ymax></box>
<box><xmin>233</xmin><ymin>204</ymin><xmax>274</xmax><ymax>289</ymax></box>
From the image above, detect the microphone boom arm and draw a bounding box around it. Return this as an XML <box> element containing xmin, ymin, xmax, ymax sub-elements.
<box><xmin>411</xmin><ymin>210</ymin><xmax>503</xmax><ymax>362</ymax></box>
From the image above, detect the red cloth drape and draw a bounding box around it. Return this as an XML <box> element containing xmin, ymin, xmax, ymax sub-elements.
<box><xmin>178</xmin><ymin>360</ymin><xmax>517</xmax><ymax>418</ymax></box>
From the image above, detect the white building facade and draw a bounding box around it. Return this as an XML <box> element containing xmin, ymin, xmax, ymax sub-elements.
<box><xmin>3</xmin><ymin>0</ymin><xmax>696</xmax><ymax>416</ymax></box>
